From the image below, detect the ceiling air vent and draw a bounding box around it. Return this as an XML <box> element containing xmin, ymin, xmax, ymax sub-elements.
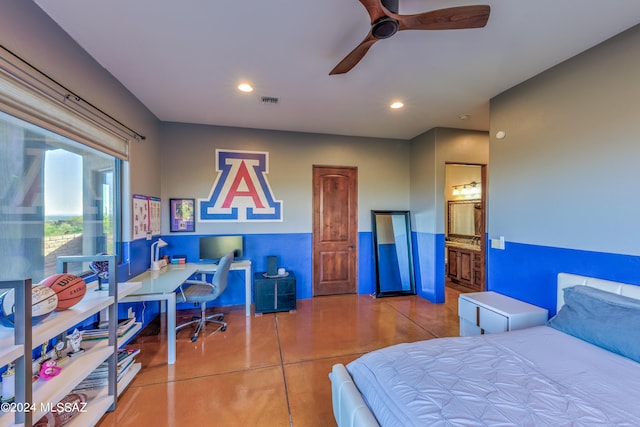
<box><xmin>261</xmin><ymin>96</ymin><xmax>279</xmax><ymax>105</ymax></box>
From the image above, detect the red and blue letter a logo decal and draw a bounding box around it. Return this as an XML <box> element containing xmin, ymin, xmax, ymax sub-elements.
<box><xmin>199</xmin><ymin>150</ymin><xmax>282</xmax><ymax>222</ymax></box>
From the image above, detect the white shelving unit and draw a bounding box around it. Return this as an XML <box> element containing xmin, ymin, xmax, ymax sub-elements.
<box><xmin>0</xmin><ymin>256</ymin><xmax>142</xmax><ymax>427</ymax></box>
<box><xmin>0</xmin><ymin>278</ymin><xmax>32</xmax><ymax>427</ymax></box>
<box><xmin>115</xmin><ymin>323</ymin><xmax>142</xmax><ymax>398</ymax></box>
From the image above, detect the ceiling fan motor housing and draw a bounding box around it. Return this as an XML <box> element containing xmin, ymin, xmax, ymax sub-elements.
<box><xmin>372</xmin><ymin>16</ymin><xmax>399</xmax><ymax>39</ymax></box>
<box><xmin>373</xmin><ymin>0</ymin><xmax>399</xmax><ymax>39</ymax></box>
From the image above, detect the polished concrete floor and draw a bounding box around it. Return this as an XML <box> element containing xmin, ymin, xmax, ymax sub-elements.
<box><xmin>97</xmin><ymin>286</ymin><xmax>462</xmax><ymax>427</ymax></box>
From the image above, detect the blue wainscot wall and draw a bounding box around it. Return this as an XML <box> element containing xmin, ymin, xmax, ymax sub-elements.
<box><xmin>118</xmin><ymin>232</ymin><xmax>378</xmax><ymax>328</ymax></box>
<box><xmin>412</xmin><ymin>231</ymin><xmax>445</xmax><ymax>303</ymax></box>
<box><xmin>488</xmin><ymin>241</ymin><xmax>640</xmax><ymax>316</ymax></box>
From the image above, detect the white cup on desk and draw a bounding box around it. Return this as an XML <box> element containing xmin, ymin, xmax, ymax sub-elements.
<box><xmin>277</xmin><ymin>267</ymin><xmax>286</xmax><ymax>275</ymax></box>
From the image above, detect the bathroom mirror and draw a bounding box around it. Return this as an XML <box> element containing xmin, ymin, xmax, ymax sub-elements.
<box><xmin>448</xmin><ymin>200</ymin><xmax>482</xmax><ymax>237</ymax></box>
<box><xmin>371</xmin><ymin>210</ymin><xmax>416</xmax><ymax>297</ymax></box>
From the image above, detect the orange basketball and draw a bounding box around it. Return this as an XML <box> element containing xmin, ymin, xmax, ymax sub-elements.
<box><xmin>40</xmin><ymin>273</ymin><xmax>87</xmax><ymax>310</ymax></box>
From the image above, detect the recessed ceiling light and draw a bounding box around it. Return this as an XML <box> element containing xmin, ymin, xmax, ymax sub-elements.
<box><xmin>390</xmin><ymin>101</ymin><xmax>404</xmax><ymax>109</ymax></box>
<box><xmin>238</xmin><ymin>83</ymin><xmax>253</xmax><ymax>93</ymax></box>
<box><xmin>457</xmin><ymin>113</ymin><xmax>470</xmax><ymax>120</ymax></box>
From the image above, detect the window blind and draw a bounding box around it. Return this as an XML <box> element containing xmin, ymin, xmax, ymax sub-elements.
<box><xmin>0</xmin><ymin>47</ymin><xmax>131</xmax><ymax>160</ymax></box>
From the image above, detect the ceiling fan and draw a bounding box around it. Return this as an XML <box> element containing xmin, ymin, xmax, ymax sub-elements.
<box><xmin>329</xmin><ymin>1</ymin><xmax>490</xmax><ymax>75</ymax></box>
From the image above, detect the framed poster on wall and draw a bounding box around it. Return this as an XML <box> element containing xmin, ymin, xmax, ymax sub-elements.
<box><xmin>170</xmin><ymin>198</ymin><xmax>195</xmax><ymax>232</ymax></box>
<box><xmin>149</xmin><ymin>196</ymin><xmax>161</xmax><ymax>235</ymax></box>
<box><xmin>132</xmin><ymin>194</ymin><xmax>149</xmax><ymax>240</ymax></box>
<box><xmin>132</xmin><ymin>194</ymin><xmax>161</xmax><ymax>239</ymax></box>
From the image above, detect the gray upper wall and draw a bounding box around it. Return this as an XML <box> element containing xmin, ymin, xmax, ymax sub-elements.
<box><xmin>159</xmin><ymin>122</ymin><xmax>411</xmax><ymax>234</ymax></box>
<box><xmin>489</xmin><ymin>23</ymin><xmax>640</xmax><ymax>255</ymax></box>
<box><xmin>411</xmin><ymin>128</ymin><xmax>489</xmax><ymax>235</ymax></box>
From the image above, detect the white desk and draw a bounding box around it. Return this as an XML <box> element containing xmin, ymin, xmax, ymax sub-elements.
<box><xmin>121</xmin><ymin>260</ymin><xmax>252</xmax><ymax>364</ymax></box>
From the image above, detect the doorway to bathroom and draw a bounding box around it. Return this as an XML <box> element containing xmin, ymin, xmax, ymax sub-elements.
<box><xmin>444</xmin><ymin>163</ymin><xmax>486</xmax><ymax>293</ymax></box>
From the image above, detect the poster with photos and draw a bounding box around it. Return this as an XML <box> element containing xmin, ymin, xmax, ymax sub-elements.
<box><xmin>132</xmin><ymin>194</ymin><xmax>161</xmax><ymax>240</ymax></box>
<box><xmin>149</xmin><ymin>197</ymin><xmax>161</xmax><ymax>235</ymax></box>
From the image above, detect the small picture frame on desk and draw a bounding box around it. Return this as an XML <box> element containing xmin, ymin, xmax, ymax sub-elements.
<box><xmin>170</xmin><ymin>198</ymin><xmax>195</xmax><ymax>232</ymax></box>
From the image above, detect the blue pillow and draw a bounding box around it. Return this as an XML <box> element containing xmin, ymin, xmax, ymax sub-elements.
<box><xmin>548</xmin><ymin>285</ymin><xmax>640</xmax><ymax>363</ymax></box>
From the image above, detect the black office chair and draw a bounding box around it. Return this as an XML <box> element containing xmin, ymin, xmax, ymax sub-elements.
<box><xmin>176</xmin><ymin>251</ymin><xmax>234</xmax><ymax>342</ymax></box>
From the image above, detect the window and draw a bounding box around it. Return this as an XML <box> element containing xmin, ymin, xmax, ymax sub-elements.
<box><xmin>0</xmin><ymin>110</ymin><xmax>120</xmax><ymax>282</ymax></box>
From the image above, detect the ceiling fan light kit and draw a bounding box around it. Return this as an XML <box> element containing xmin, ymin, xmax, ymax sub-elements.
<box><xmin>329</xmin><ymin>1</ymin><xmax>490</xmax><ymax>75</ymax></box>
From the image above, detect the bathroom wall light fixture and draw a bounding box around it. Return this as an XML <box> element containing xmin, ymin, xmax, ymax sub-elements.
<box><xmin>452</xmin><ymin>181</ymin><xmax>481</xmax><ymax>196</ymax></box>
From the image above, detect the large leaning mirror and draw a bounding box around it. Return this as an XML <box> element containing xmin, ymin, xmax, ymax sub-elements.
<box><xmin>372</xmin><ymin>210</ymin><xmax>416</xmax><ymax>297</ymax></box>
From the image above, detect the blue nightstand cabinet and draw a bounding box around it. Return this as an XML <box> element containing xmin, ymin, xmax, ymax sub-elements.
<box><xmin>254</xmin><ymin>272</ymin><xmax>296</xmax><ymax>314</ymax></box>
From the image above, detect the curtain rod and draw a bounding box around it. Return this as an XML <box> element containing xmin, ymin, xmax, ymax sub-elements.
<box><xmin>0</xmin><ymin>44</ymin><xmax>146</xmax><ymax>141</ymax></box>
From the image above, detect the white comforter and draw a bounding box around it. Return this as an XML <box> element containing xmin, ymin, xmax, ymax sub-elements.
<box><xmin>346</xmin><ymin>326</ymin><xmax>640</xmax><ymax>426</ymax></box>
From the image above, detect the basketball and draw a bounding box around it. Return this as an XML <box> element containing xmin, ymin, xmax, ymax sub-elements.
<box><xmin>0</xmin><ymin>285</ymin><xmax>58</xmax><ymax>327</ymax></box>
<box><xmin>41</xmin><ymin>273</ymin><xmax>87</xmax><ymax>310</ymax></box>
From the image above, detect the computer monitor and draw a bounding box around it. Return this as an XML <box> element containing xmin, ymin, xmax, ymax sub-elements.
<box><xmin>199</xmin><ymin>235</ymin><xmax>243</xmax><ymax>261</ymax></box>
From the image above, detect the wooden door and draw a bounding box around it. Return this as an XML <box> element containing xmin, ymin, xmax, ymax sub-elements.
<box><xmin>312</xmin><ymin>166</ymin><xmax>358</xmax><ymax>296</ymax></box>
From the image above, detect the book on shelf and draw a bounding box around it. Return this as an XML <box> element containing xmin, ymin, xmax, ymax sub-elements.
<box><xmin>89</xmin><ymin>348</ymin><xmax>140</xmax><ymax>375</ymax></box>
<box><xmin>73</xmin><ymin>348</ymin><xmax>140</xmax><ymax>391</ymax></box>
<box><xmin>81</xmin><ymin>317</ymin><xmax>138</xmax><ymax>340</ymax></box>
<box><xmin>117</xmin><ymin>347</ymin><xmax>140</xmax><ymax>367</ymax></box>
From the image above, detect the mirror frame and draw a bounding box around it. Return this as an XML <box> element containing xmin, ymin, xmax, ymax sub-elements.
<box><xmin>371</xmin><ymin>210</ymin><xmax>416</xmax><ymax>297</ymax></box>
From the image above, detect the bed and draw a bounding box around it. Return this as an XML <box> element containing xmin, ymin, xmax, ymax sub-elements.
<box><xmin>330</xmin><ymin>273</ymin><xmax>640</xmax><ymax>426</ymax></box>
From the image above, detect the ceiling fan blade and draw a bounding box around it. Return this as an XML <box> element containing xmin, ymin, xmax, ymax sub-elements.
<box><xmin>392</xmin><ymin>5</ymin><xmax>490</xmax><ymax>31</ymax></box>
<box><xmin>329</xmin><ymin>33</ymin><xmax>379</xmax><ymax>75</ymax></box>
<box><xmin>358</xmin><ymin>0</ymin><xmax>390</xmax><ymax>23</ymax></box>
